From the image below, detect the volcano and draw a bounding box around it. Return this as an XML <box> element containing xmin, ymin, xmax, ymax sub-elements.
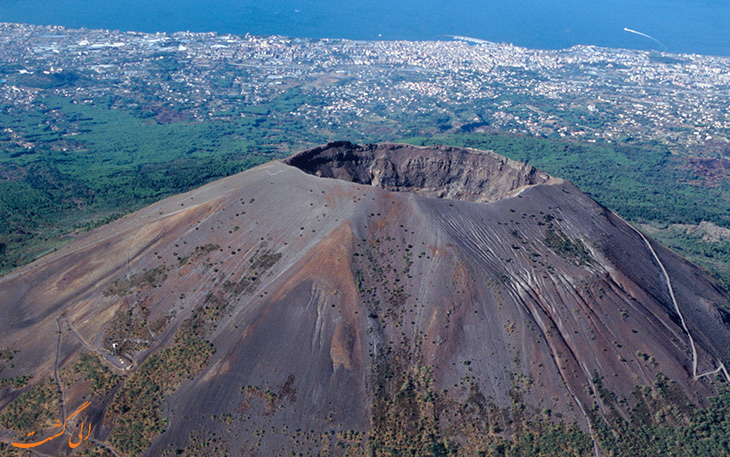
<box><xmin>1</xmin><ymin>142</ymin><xmax>729</xmax><ymax>456</ymax></box>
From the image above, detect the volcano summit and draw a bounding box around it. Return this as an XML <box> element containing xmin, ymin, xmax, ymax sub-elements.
<box><xmin>1</xmin><ymin>142</ymin><xmax>729</xmax><ymax>456</ymax></box>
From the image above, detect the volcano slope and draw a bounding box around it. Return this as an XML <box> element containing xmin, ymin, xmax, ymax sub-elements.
<box><xmin>1</xmin><ymin>142</ymin><xmax>730</xmax><ymax>456</ymax></box>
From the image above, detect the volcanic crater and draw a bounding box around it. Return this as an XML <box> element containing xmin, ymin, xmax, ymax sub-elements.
<box><xmin>1</xmin><ymin>142</ymin><xmax>729</xmax><ymax>456</ymax></box>
<box><xmin>284</xmin><ymin>141</ymin><xmax>554</xmax><ymax>203</ymax></box>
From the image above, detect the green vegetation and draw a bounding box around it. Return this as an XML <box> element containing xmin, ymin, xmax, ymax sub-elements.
<box><xmin>366</xmin><ymin>342</ymin><xmax>592</xmax><ymax>457</ymax></box>
<box><xmin>101</xmin><ymin>242</ymin><xmax>280</xmax><ymax>456</ymax></box>
<box><xmin>107</xmin><ymin>318</ymin><xmax>215</xmax><ymax>457</ymax></box>
<box><xmin>0</xmin><ymin>347</ymin><xmax>16</xmax><ymax>361</ymax></box>
<box><xmin>591</xmin><ymin>376</ymin><xmax>730</xmax><ymax>457</ymax></box>
<box><xmin>103</xmin><ymin>283</ymin><xmax>167</xmax><ymax>355</ymax></box>
<box><xmin>105</xmin><ymin>256</ymin><xmax>261</xmax><ymax>456</ymax></box>
<box><xmin>648</xmin><ymin>53</ymin><xmax>688</xmax><ymax>65</ymax></box>
<box><xmin>544</xmin><ymin>228</ymin><xmax>593</xmax><ymax>266</ymax></box>
<box><xmin>0</xmin><ymin>374</ymin><xmax>32</xmax><ymax>389</ymax></box>
<box><xmin>3</xmin><ymin>97</ymin><xmax>730</xmax><ymax>287</ymax></box>
<box><xmin>647</xmin><ymin>225</ymin><xmax>730</xmax><ymax>291</ymax></box>
<box><xmin>77</xmin><ymin>445</ymin><xmax>115</xmax><ymax>457</ymax></box>
<box><xmin>164</xmin><ymin>430</ymin><xmax>231</xmax><ymax>457</ymax></box>
<box><xmin>0</xmin><ymin>442</ymin><xmax>32</xmax><ymax>457</ymax></box>
<box><xmin>13</xmin><ymin>70</ymin><xmax>90</xmax><ymax>90</ymax></box>
<box><xmin>3</xmin><ymin>34</ymin><xmax>730</xmax><ymax>457</ymax></box>
<box><xmin>0</xmin><ymin>377</ymin><xmax>59</xmax><ymax>435</ymax></box>
<box><xmin>178</xmin><ymin>243</ymin><xmax>220</xmax><ymax>266</ymax></box>
<box><xmin>354</xmin><ymin>268</ymin><xmax>364</xmax><ymax>292</ymax></box>
<box><xmin>369</xmin><ymin>343</ymin><xmax>456</xmax><ymax>456</ymax></box>
<box><xmin>67</xmin><ymin>353</ymin><xmax>122</xmax><ymax>396</ymax></box>
<box><xmin>0</xmin><ymin>346</ymin><xmax>17</xmax><ymax>375</ymax></box>
<box><xmin>351</xmin><ymin>235</ymin><xmax>414</xmax><ymax>325</ymax></box>
<box><xmin>366</xmin><ymin>358</ymin><xmax>730</xmax><ymax>457</ymax></box>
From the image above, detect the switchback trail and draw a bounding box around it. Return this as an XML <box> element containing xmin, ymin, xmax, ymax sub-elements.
<box><xmin>57</xmin><ymin>317</ymin><xmax>132</xmax><ymax>372</ymax></box>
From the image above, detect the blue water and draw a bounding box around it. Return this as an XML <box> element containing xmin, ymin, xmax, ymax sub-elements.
<box><xmin>1</xmin><ymin>0</ymin><xmax>729</xmax><ymax>56</ymax></box>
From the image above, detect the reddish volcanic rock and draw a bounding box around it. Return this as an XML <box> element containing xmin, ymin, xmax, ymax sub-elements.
<box><xmin>1</xmin><ymin>142</ymin><xmax>729</xmax><ymax>456</ymax></box>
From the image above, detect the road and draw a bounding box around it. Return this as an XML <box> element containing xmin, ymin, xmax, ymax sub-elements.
<box><xmin>56</xmin><ymin>317</ymin><xmax>133</xmax><ymax>372</ymax></box>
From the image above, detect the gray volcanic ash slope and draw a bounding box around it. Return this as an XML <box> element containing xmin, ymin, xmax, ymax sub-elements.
<box><xmin>0</xmin><ymin>142</ymin><xmax>729</xmax><ymax>456</ymax></box>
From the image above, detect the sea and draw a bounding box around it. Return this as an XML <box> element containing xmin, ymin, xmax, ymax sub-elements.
<box><xmin>1</xmin><ymin>0</ymin><xmax>729</xmax><ymax>57</ymax></box>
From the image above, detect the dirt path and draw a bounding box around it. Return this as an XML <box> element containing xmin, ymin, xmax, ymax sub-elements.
<box><xmin>52</xmin><ymin>317</ymin><xmax>126</xmax><ymax>457</ymax></box>
<box><xmin>57</xmin><ymin>317</ymin><xmax>132</xmax><ymax>372</ymax></box>
<box><xmin>626</xmin><ymin>219</ymin><xmax>730</xmax><ymax>382</ymax></box>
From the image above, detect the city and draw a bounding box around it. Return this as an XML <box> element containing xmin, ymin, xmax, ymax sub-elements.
<box><xmin>1</xmin><ymin>22</ymin><xmax>729</xmax><ymax>156</ymax></box>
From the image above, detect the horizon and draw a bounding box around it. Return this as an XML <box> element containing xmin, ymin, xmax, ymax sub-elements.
<box><xmin>1</xmin><ymin>0</ymin><xmax>729</xmax><ymax>57</ymax></box>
